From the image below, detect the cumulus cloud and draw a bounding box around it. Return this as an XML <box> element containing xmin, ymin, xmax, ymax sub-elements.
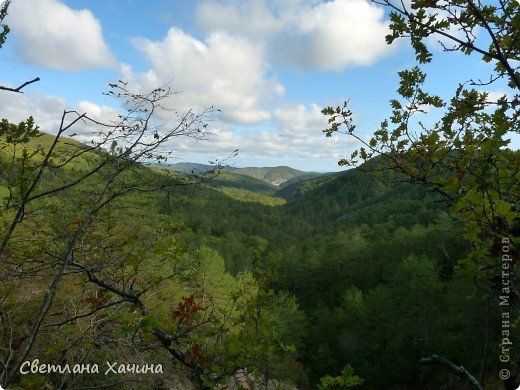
<box><xmin>119</xmin><ymin>0</ymin><xmax>395</xmax><ymax>153</ymax></box>
<box><xmin>484</xmin><ymin>90</ymin><xmax>510</xmax><ymax>103</ymax></box>
<box><xmin>273</xmin><ymin>102</ymin><xmax>326</xmax><ymax>135</ymax></box>
<box><xmin>127</xmin><ymin>28</ymin><xmax>284</xmax><ymax>125</ymax></box>
<box><xmin>197</xmin><ymin>0</ymin><xmax>281</xmax><ymax>39</ymax></box>
<box><xmin>0</xmin><ymin>0</ymin><xmax>392</xmax><ymax>170</ymax></box>
<box><xmin>7</xmin><ymin>0</ymin><xmax>116</xmax><ymax>70</ymax></box>
<box><xmin>275</xmin><ymin>0</ymin><xmax>392</xmax><ymax>70</ymax></box>
<box><xmin>76</xmin><ymin>101</ymin><xmax>120</xmax><ymax>123</ymax></box>
<box><xmin>174</xmin><ymin>125</ymin><xmax>357</xmax><ymax>171</ymax></box>
<box><xmin>0</xmin><ymin>93</ymin><xmax>123</xmax><ymax>143</ymax></box>
<box><xmin>170</xmin><ymin>103</ymin><xmax>357</xmax><ymax>168</ymax></box>
<box><xmin>196</xmin><ymin>0</ymin><xmax>393</xmax><ymax>71</ymax></box>
<box><xmin>126</xmin><ymin>0</ymin><xmax>393</xmax><ymax>126</ymax></box>
<box><xmin>0</xmin><ymin>92</ymin><xmax>67</xmax><ymax>131</ymax></box>
<box><xmin>0</xmin><ymin>89</ymin><xmax>356</xmax><ymax>170</ymax></box>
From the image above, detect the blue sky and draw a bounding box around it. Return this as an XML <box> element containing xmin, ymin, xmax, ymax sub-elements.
<box><xmin>0</xmin><ymin>0</ymin><xmax>514</xmax><ymax>171</ymax></box>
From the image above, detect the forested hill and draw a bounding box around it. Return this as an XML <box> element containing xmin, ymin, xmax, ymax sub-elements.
<box><xmin>170</xmin><ymin>162</ymin><xmax>323</xmax><ymax>187</ymax></box>
<box><xmin>278</xmin><ymin>164</ymin><xmax>441</xmax><ymax>231</ymax></box>
<box><xmin>165</xmin><ymin>153</ymin><xmax>499</xmax><ymax>388</ymax></box>
<box><xmin>0</xmin><ymin>128</ymin><xmax>506</xmax><ymax>389</ymax></box>
<box><xmin>230</xmin><ymin>166</ymin><xmax>322</xmax><ymax>186</ymax></box>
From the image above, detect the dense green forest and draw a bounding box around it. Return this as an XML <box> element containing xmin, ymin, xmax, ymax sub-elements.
<box><xmin>0</xmin><ymin>122</ymin><xmax>515</xmax><ymax>388</ymax></box>
<box><xmin>1</xmin><ymin>0</ymin><xmax>519</xmax><ymax>388</ymax></box>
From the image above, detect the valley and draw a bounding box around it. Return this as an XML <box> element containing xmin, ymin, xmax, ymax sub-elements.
<box><xmin>0</xmin><ymin>126</ymin><xmax>514</xmax><ymax>389</ymax></box>
<box><xmin>1</xmin><ymin>0</ymin><xmax>518</xmax><ymax>387</ymax></box>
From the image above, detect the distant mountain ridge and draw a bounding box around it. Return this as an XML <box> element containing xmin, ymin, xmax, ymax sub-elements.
<box><xmin>167</xmin><ymin>162</ymin><xmax>217</xmax><ymax>174</ymax></box>
<box><xmin>169</xmin><ymin>162</ymin><xmax>324</xmax><ymax>186</ymax></box>
<box><xmin>233</xmin><ymin>166</ymin><xmax>321</xmax><ymax>186</ymax></box>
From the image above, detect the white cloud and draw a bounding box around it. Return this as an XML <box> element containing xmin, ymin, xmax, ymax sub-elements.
<box><xmin>126</xmin><ymin>0</ymin><xmax>393</xmax><ymax>126</ymax></box>
<box><xmin>197</xmin><ymin>0</ymin><xmax>281</xmax><ymax>39</ymax></box>
<box><xmin>0</xmin><ymin>92</ymin><xmax>66</xmax><ymax>132</ymax></box>
<box><xmin>0</xmin><ymin>0</ymin><xmax>393</xmax><ymax>170</ymax></box>
<box><xmin>485</xmin><ymin>90</ymin><xmax>509</xmax><ymax>103</ymax></box>
<box><xmin>127</xmin><ymin>28</ymin><xmax>284</xmax><ymax>125</ymax></box>
<box><xmin>170</xmin><ymin>103</ymin><xmax>357</xmax><ymax>168</ymax></box>
<box><xmin>0</xmin><ymin>90</ymin><xmax>356</xmax><ymax>170</ymax></box>
<box><xmin>7</xmin><ymin>0</ymin><xmax>116</xmax><ymax>71</ymax></box>
<box><xmin>76</xmin><ymin>101</ymin><xmax>120</xmax><ymax>123</ymax></box>
<box><xmin>196</xmin><ymin>0</ymin><xmax>393</xmax><ymax>71</ymax></box>
<box><xmin>274</xmin><ymin>0</ymin><xmax>393</xmax><ymax>70</ymax></box>
<box><xmin>273</xmin><ymin>102</ymin><xmax>326</xmax><ymax>135</ymax></box>
<box><xmin>0</xmin><ymin>93</ymin><xmax>122</xmax><ymax>144</ymax></box>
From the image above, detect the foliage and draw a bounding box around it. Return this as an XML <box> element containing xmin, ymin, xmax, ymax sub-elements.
<box><xmin>0</xmin><ymin>0</ymin><xmax>9</xmax><ymax>49</ymax></box>
<box><xmin>318</xmin><ymin>365</ymin><xmax>364</xmax><ymax>389</ymax></box>
<box><xmin>213</xmin><ymin>186</ymin><xmax>286</xmax><ymax>206</ymax></box>
<box><xmin>204</xmin><ymin>171</ymin><xmax>279</xmax><ymax>195</ymax></box>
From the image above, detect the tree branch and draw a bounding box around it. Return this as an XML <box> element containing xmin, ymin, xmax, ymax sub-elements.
<box><xmin>0</xmin><ymin>77</ymin><xmax>40</xmax><ymax>93</ymax></box>
<box><xmin>419</xmin><ymin>354</ymin><xmax>484</xmax><ymax>390</ymax></box>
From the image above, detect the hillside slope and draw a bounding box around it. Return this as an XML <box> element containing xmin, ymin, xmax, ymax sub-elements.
<box><xmin>233</xmin><ymin>166</ymin><xmax>318</xmax><ymax>186</ymax></box>
<box><xmin>169</xmin><ymin>162</ymin><xmax>323</xmax><ymax>187</ymax></box>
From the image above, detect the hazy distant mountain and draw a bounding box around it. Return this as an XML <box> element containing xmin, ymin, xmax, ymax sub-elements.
<box><xmin>278</xmin><ymin>172</ymin><xmax>327</xmax><ymax>187</ymax></box>
<box><xmin>168</xmin><ymin>162</ymin><xmax>217</xmax><ymax>174</ymax></box>
<box><xmin>166</xmin><ymin>162</ymin><xmax>278</xmax><ymax>195</ymax></box>
<box><xmin>230</xmin><ymin>166</ymin><xmax>313</xmax><ymax>186</ymax></box>
<box><xmin>169</xmin><ymin>163</ymin><xmax>324</xmax><ymax>187</ymax></box>
<box><xmin>204</xmin><ymin>172</ymin><xmax>279</xmax><ymax>195</ymax></box>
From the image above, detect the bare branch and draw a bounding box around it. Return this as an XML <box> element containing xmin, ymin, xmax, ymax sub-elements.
<box><xmin>0</xmin><ymin>77</ymin><xmax>40</xmax><ymax>93</ymax></box>
<box><xmin>419</xmin><ymin>354</ymin><xmax>484</xmax><ymax>390</ymax></box>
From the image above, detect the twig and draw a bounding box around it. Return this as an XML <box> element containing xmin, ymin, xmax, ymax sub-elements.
<box><xmin>419</xmin><ymin>354</ymin><xmax>484</xmax><ymax>390</ymax></box>
<box><xmin>0</xmin><ymin>77</ymin><xmax>40</xmax><ymax>93</ymax></box>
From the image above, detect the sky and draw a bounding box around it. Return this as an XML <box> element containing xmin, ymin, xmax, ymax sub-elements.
<box><xmin>0</xmin><ymin>0</ymin><xmax>515</xmax><ymax>172</ymax></box>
